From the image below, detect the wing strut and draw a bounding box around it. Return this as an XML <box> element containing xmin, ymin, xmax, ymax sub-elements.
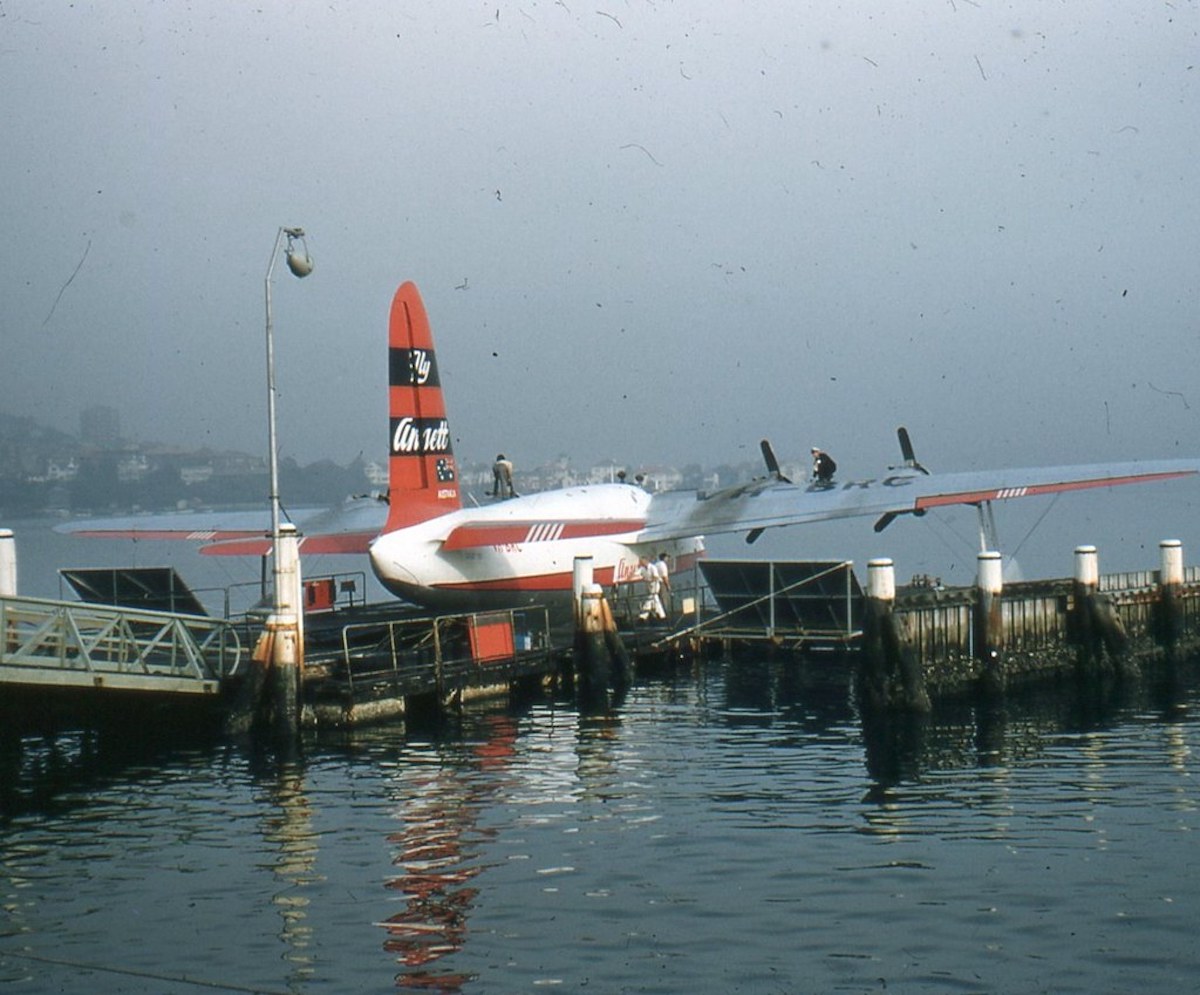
<box><xmin>975</xmin><ymin>501</ymin><xmax>1000</xmax><ymax>552</ymax></box>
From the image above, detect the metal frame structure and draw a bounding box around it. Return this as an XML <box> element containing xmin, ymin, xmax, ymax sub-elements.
<box><xmin>0</xmin><ymin>595</ymin><xmax>242</xmax><ymax>695</ymax></box>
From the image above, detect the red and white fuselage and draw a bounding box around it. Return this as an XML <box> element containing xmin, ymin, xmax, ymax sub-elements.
<box><xmin>369</xmin><ymin>483</ymin><xmax>703</xmax><ymax>609</ymax></box>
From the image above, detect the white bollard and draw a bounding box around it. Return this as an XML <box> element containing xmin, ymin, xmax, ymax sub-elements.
<box><xmin>265</xmin><ymin>524</ymin><xmax>305</xmax><ymax>734</ymax></box>
<box><xmin>867</xmin><ymin>558</ymin><xmax>895</xmax><ymax>602</ymax></box>
<box><xmin>977</xmin><ymin>551</ymin><xmax>1003</xmax><ymax>595</ymax></box>
<box><xmin>276</xmin><ymin>523</ymin><xmax>302</xmax><ymax>616</ymax></box>
<box><xmin>0</xmin><ymin>529</ymin><xmax>15</xmax><ymax>597</ymax></box>
<box><xmin>573</xmin><ymin>556</ymin><xmax>595</xmax><ymax>608</ymax></box>
<box><xmin>1160</xmin><ymin>539</ymin><xmax>1184</xmax><ymax>587</ymax></box>
<box><xmin>1074</xmin><ymin>545</ymin><xmax>1099</xmax><ymax>589</ymax></box>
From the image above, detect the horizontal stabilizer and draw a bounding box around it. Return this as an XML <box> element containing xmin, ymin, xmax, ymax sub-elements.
<box><xmin>199</xmin><ymin>531</ymin><xmax>378</xmax><ymax>557</ymax></box>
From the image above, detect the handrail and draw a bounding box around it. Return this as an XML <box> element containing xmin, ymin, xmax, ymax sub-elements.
<box><xmin>0</xmin><ymin>594</ymin><xmax>242</xmax><ymax>682</ymax></box>
<box><xmin>336</xmin><ymin>606</ymin><xmax>551</xmax><ymax>691</ymax></box>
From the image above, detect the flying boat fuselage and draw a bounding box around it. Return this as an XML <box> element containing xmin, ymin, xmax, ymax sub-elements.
<box><xmin>368</xmin><ymin>483</ymin><xmax>704</xmax><ymax>609</ymax></box>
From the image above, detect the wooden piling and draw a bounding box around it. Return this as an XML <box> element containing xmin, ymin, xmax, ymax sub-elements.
<box><xmin>0</xmin><ymin>529</ymin><xmax>15</xmax><ymax>598</ymax></box>
<box><xmin>1</xmin><ymin>529</ymin><xmax>15</xmax><ymax>657</ymax></box>
<box><xmin>575</xmin><ymin>583</ymin><xmax>611</xmax><ymax>711</ymax></box>
<box><xmin>270</xmin><ymin>524</ymin><xmax>305</xmax><ymax>732</ymax></box>
<box><xmin>1071</xmin><ymin>545</ymin><xmax>1130</xmax><ymax>676</ymax></box>
<box><xmin>1155</xmin><ymin>539</ymin><xmax>1184</xmax><ymax>652</ymax></box>
<box><xmin>859</xmin><ymin>559</ymin><xmax>930</xmax><ymax>713</ymax></box>
<box><xmin>227</xmin><ymin>524</ymin><xmax>306</xmax><ymax>736</ymax></box>
<box><xmin>975</xmin><ymin>551</ymin><xmax>1005</xmax><ymax>693</ymax></box>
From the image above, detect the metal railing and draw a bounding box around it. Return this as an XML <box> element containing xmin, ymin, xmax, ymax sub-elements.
<box><xmin>0</xmin><ymin>594</ymin><xmax>242</xmax><ymax>693</ymax></box>
<box><xmin>334</xmin><ymin>606</ymin><xmax>553</xmax><ymax>697</ymax></box>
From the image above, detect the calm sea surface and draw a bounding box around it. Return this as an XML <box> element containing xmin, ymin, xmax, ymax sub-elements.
<box><xmin>2</xmin><ymin>520</ymin><xmax>1200</xmax><ymax>993</ymax></box>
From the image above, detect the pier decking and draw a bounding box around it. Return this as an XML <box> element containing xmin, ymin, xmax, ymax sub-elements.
<box><xmin>6</xmin><ymin>540</ymin><xmax>1200</xmax><ymax>731</ymax></box>
<box><xmin>0</xmin><ymin>594</ymin><xmax>240</xmax><ymax>696</ymax></box>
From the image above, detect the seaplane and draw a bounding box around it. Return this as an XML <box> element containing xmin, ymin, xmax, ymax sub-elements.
<box><xmin>62</xmin><ymin>281</ymin><xmax>1199</xmax><ymax>610</ymax></box>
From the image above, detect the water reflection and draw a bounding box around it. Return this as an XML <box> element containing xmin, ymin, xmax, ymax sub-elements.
<box><xmin>256</xmin><ymin>755</ymin><xmax>321</xmax><ymax>989</ymax></box>
<box><xmin>0</xmin><ymin>725</ymin><xmax>219</xmax><ymax>824</ymax></box>
<box><xmin>381</xmin><ymin>713</ymin><xmax>517</xmax><ymax>992</ymax></box>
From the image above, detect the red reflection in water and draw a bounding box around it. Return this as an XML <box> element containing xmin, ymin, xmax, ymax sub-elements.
<box><xmin>382</xmin><ymin>714</ymin><xmax>518</xmax><ymax>991</ymax></box>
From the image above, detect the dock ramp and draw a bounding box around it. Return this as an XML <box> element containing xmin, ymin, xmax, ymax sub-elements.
<box><xmin>0</xmin><ymin>594</ymin><xmax>241</xmax><ymax>696</ymax></box>
<box><xmin>698</xmin><ymin>559</ymin><xmax>864</xmax><ymax>646</ymax></box>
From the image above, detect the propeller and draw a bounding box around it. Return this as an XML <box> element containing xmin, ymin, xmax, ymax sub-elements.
<box><xmin>877</xmin><ymin>427</ymin><xmax>930</xmax><ymax>531</ymax></box>
<box><xmin>745</xmin><ymin>440</ymin><xmax>790</xmax><ymax>543</ymax></box>
<box><xmin>891</xmin><ymin>426</ymin><xmax>930</xmax><ymax>475</ymax></box>
<box><xmin>760</xmin><ymin>439</ymin><xmax>790</xmax><ymax>482</ymax></box>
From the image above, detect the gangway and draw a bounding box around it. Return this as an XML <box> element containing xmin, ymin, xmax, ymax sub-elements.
<box><xmin>0</xmin><ymin>594</ymin><xmax>242</xmax><ymax>696</ymax></box>
<box><xmin>691</xmin><ymin>559</ymin><xmax>864</xmax><ymax>648</ymax></box>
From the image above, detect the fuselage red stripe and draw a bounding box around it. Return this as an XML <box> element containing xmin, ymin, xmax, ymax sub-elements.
<box><xmin>442</xmin><ymin>519</ymin><xmax>645</xmax><ymax>551</ymax></box>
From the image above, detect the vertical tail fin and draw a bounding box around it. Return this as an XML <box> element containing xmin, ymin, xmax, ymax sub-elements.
<box><xmin>383</xmin><ymin>282</ymin><xmax>463</xmax><ymax>531</ymax></box>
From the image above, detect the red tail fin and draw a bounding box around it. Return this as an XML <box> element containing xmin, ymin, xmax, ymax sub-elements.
<box><xmin>382</xmin><ymin>282</ymin><xmax>463</xmax><ymax>531</ymax></box>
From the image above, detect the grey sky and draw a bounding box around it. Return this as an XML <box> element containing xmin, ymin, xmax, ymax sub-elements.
<box><xmin>3</xmin><ymin>0</ymin><xmax>1198</xmax><ymax>486</ymax></box>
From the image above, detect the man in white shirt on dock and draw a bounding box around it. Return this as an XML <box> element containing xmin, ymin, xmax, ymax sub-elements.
<box><xmin>638</xmin><ymin>556</ymin><xmax>666</xmax><ymax>621</ymax></box>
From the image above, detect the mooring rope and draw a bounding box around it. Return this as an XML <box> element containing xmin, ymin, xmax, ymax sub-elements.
<box><xmin>1</xmin><ymin>949</ymin><xmax>293</xmax><ymax>995</ymax></box>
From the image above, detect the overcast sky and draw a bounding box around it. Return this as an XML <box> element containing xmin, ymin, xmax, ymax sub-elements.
<box><xmin>3</xmin><ymin>0</ymin><xmax>1198</xmax><ymax>484</ymax></box>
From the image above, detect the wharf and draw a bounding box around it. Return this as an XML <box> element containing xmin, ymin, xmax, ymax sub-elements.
<box><xmin>295</xmin><ymin>600</ymin><xmax>568</xmax><ymax>726</ymax></box>
<box><xmin>7</xmin><ymin>542</ymin><xmax>1200</xmax><ymax>732</ymax></box>
<box><xmin>667</xmin><ymin>547</ymin><xmax>1200</xmax><ymax>709</ymax></box>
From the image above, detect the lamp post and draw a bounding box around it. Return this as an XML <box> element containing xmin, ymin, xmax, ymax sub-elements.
<box><xmin>264</xmin><ymin>226</ymin><xmax>313</xmax><ymax>612</ymax></box>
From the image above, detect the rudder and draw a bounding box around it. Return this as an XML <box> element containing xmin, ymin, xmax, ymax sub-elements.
<box><xmin>384</xmin><ymin>282</ymin><xmax>462</xmax><ymax>531</ymax></box>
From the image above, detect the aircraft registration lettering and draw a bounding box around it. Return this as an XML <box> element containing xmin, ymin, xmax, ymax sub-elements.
<box><xmin>801</xmin><ymin>476</ymin><xmax>912</xmax><ymax>493</ymax></box>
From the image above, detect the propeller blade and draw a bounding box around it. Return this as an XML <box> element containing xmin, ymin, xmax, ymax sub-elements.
<box><xmin>759</xmin><ymin>439</ymin><xmax>790</xmax><ymax>482</ymax></box>
<box><xmin>896</xmin><ymin>426</ymin><xmax>930</xmax><ymax>474</ymax></box>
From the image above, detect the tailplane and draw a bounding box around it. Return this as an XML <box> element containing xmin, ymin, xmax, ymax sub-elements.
<box><xmin>383</xmin><ymin>282</ymin><xmax>463</xmax><ymax>531</ymax></box>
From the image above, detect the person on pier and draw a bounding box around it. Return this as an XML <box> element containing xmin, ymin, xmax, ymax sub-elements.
<box><xmin>637</xmin><ymin>555</ymin><xmax>666</xmax><ymax>621</ymax></box>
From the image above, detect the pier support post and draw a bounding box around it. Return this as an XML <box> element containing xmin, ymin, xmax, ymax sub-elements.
<box><xmin>1155</xmin><ymin>539</ymin><xmax>1185</xmax><ymax>653</ymax></box>
<box><xmin>859</xmin><ymin>559</ymin><xmax>929</xmax><ymax>713</ymax></box>
<box><xmin>573</xmin><ymin>556</ymin><xmax>594</xmax><ymax>608</ymax></box>
<box><xmin>975</xmin><ymin>551</ymin><xmax>1005</xmax><ymax>693</ymax></box>
<box><xmin>228</xmin><ymin>524</ymin><xmax>305</xmax><ymax>736</ymax></box>
<box><xmin>0</xmin><ymin>529</ymin><xmax>15</xmax><ymax>657</ymax></box>
<box><xmin>575</xmin><ymin>583</ymin><xmax>611</xmax><ymax>712</ymax></box>
<box><xmin>270</xmin><ymin>524</ymin><xmax>305</xmax><ymax>733</ymax></box>
<box><xmin>0</xmin><ymin>530</ymin><xmax>15</xmax><ymax>598</ymax></box>
<box><xmin>1071</xmin><ymin>544</ymin><xmax>1130</xmax><ymax>676</ymax></box>
<box><xmin>573</xmin><ymin>575</ymin><xmax>632</xmax><ymax>711</ymax></box>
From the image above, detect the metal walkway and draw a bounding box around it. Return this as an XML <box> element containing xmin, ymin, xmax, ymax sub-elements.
<box><xmin>690</xmin><ymin>559</ymin><xmax>864</xmax><ymax>647</ymax></box>
<box><xmin>0</xmin><ymin>595</ymin><xmax>243</xmax><ymax>696</ymax></box>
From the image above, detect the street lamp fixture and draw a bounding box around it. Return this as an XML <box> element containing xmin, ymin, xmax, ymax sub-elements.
<box><xmin>264</xmin><ymin>226</ymin><xmax>313</xmax><ymax>611</ymax></box>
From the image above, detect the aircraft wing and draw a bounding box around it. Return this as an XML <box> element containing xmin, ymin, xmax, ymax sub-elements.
<box><xmin>638</xmin><ymin>459</ymin><xmax>1200</xmax><ymax>544</ymax></box>
<box><xmin>55</xmin><ymin>495</ymin><xmax>389</xmax><ymax>556</ymax></box>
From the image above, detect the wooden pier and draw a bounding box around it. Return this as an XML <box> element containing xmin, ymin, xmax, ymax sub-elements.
<box><xmin>676</xmin><ymin>543</ymin><xmax>1200</xmax><ymax>711</ymax></box>
<box><xmin>6</xmin><ymin>521</ymin><xmax>1200</xmax><ymax>732</ymax></box>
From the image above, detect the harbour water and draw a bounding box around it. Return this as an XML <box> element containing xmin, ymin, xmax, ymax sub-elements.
<box><xmin>2</xmin><ymin>521</ymin><xmax>1200</xmax><ymax>992</ymax></box>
